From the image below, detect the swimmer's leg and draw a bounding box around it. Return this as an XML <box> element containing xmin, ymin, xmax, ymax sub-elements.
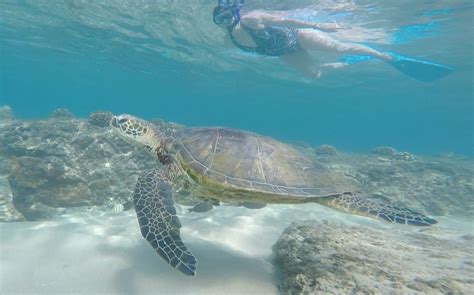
<box><xmin>281</xmin><ymin>50</ymin><xmax>322</xmax><ymax>79</ymax></box>
<box><xmin>297</xmin><ymin>29</ymin><xmax>453</xmax><ymax>81</ymax></box>
<box><xmin>297</xmin><ymin>29</ymin><xmax>392</xmax><ymax>61</ymax></box>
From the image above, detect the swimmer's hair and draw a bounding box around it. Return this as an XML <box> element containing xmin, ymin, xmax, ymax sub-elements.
<box><xmin>213</xmin><ymin>0</ymin><xmax>244</xmax><ymax>25</ymax></box>
<box><xmin>213</xmin><ymin>5</ymin><xmax>226</xmax><ymax>16</ymax></box>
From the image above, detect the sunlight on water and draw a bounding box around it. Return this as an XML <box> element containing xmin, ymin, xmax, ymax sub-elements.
<box><xmin>0</xmin><ymin>0</ymin><xmax>471</xmax><ymax>80</ymax></box>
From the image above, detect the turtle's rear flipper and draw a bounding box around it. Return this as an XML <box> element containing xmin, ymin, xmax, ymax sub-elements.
<box><xmin>316</xmin><ymin>193</ymin><xmax>437</xmax><ymax>226</ymax></box>
<box><xmin>133</xmin><ymin>170</ymin><xmax>197</xmax><ymax>276</ymax></box>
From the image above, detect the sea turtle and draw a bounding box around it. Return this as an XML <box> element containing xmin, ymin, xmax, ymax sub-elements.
<box><xmin>109</xmin><ymin>114</ymin><xmax>437</xmax><ymax>276</ymax></box>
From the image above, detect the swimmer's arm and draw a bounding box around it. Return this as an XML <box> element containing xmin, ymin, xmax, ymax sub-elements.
<box><xmin>243</xmin><ymin>12</ymin><xmax>341</xmax><ymax>32</ymax></box>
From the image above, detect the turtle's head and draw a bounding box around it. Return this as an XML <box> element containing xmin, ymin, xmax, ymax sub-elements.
<box><xmin>110</xmin><ymin>114</ymin><xmax>170</xmax><ymax>163</ymax></box>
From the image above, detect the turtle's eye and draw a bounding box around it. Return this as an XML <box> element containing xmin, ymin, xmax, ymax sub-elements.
<box><xmin>118</xmin><ymin>118</ymin><xmax>128</xmax><ymax>124</ymax></box>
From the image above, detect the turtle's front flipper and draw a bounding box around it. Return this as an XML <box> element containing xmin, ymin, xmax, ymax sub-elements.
<box><xmin>133</xmin><ymin>170</ymin><xmax>197</xmax><ymax>276</ymax></box>
<box><xmin>316</xmin><ymin>193</ymin><xmax>437</xmax><ymax>226</ymax></box>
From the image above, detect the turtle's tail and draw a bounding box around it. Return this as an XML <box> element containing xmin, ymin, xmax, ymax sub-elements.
<box><xmin>314</xmin><ymin>192</ymin><xmax>437</xmax><ymax>226</ymax></box>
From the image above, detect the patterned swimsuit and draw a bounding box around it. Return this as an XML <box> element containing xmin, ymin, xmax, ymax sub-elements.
<box><xmin>228</xmin><ymin>23</ymin><xmax>301</xmax><ymax>56</ymax></box>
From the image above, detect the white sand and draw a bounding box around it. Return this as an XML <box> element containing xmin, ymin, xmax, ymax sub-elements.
<box><xmin>1</xmin><ymin>204</ymin><xmax>470</xmax><ymax>294</ymax></box>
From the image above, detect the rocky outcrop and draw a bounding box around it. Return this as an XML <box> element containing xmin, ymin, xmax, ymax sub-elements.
<box><xmin>0</xmin><ymin>107</ymin><xmax>472</xmax><ymax>221</ymax></box>
<box><xmin>313</xmin><ymin>144</ymin><xmax>337</xmax><ymax>156</ymax></box>
<box><xmin>274</xmin><ymin>220</ymin><xmax>474</xmax><ymax>294</ymax></box>
<box><xmin>371</xmin><ymin>146</ymin><xmax>416</xmax><ymax>161</ymax></box>
<box><xmin>352</xmin><ymin>155</ymin><xmax>473</xmax><ymax>217</ymax></box>
<box><xmin>0</xmin><ymin>113</ymin><xmax>157</xmax><ymax>220</ymax></box>
<box><xmin>0</xmin><ymin>175</ymin><xmax>24</xmax><ymax>222</ymax></box>
<box><xmin>0</xmin><ymin>105</ymin><xmax>13</xmax><ymax>121</ymax></box>
<box><xmin>88</xmin><ymin>111</ymin><xmax>114</xmax><ymax>127</ymax></box>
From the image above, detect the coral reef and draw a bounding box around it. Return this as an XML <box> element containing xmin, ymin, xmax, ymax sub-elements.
<box><xmin>393</xmin><ymin>151</ymin><xmax>416</xmax><ymax>161</ymax></box>
<box><xmin>314</xmin><ymin>144</ymin><xmax>337</xmax><ymax>156</ymax></box>
<box><xmin>50</xmin><ymin>108</ymin><xmax>75</xmax><ymax>119</ymax></box>
<box><xmin>371</xmin><ymin>146</ymin><xmax>416</xmax><ymax>162</ymax></box>
<box><xmin>0</xmin><ymin>112</ymin><xmax>472</xmax><ymax>221</ymax></box>
<box><xmin>352</xmin><ymin>155</ymin><xmax>473</xmax><ymax>217</ymax></box>
<box><xmin>0</xmin><ymin>117</ymin><xmax>156</xmax><ymax>220</ymax></box>
<box><xmin>88</xmin><ymin>111</ymin><xmax>114</xmax><ymax>127</ymax></box>
<box><xmin>0</xmin><ymin>105</ymin><xmax>13</xmax><ymax>121</ymax></box>
<box><xmin>0</xmin><ymin>112</ymin><xmax>203</xmax><ymax>221</ymax></box>
<box><xmin>274</xmin><ymin>220</ymin><xmax>474</xmax><ymax>294</ymax></box>
<box><xmin>0</xmin><ymin>176</ymin><xmax>24</xmax><ymax>222</ymax></box>
<box><xmin>371</xmin><ymin>146</ymin><xmax>398</xmax><ymax>157</ymax></box>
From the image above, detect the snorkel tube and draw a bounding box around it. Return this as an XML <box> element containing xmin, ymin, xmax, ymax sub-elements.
<box><xmin>213</xmin><ymin>0</ymin><xmax>245</xmax><ymax>28</ymax></box>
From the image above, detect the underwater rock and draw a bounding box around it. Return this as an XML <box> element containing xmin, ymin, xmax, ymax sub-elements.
<box><xmin>0</xmin><ymin>196</ymin><xmax>25</xmax><ymax>222</ymax></box>
<box><xmin>0</xmin><ymin>105</ymin><xmax>13</xmax><ymax>121</ymax></box>
<box><xmin>50</xmin><ymin>108</ymin><xmax>74</xmax><ymax>119</ymax></box>
<box><xmin>0</xmin><ymin>112</ymin><xmax>472</xmax><ymax>221</ymax></box>
<box><xmin>0</xmin><ymin>176</ymin><xmax>24</xmax><ymax>222</ymax></box>
<box><xmin>371</xmin><ymin>146</ymin><xmax>398</xmax><ymax>157</ymax></box>
<box><xmin>0</xmin><ymin>117</ymin><xmax>157</xmax><ymax>221</ymax></box>
<box><xmin>351</xmin><ymin>155</ymin><xmax>474</xmax><ymax>218</ymax></box>
<box><xmin>188</xmin><ymin>202</ymin><xmax>214</xmax><ymax>213</ymax></box>
<box><xmin>314</xmin><ymin>144</ymin><xmax>337</xmax><ymax>156</ymax></box>
<box><xmin>393</xmin><ymin>151</ymin><xmax>416</xmax><ymax>161</ymax></box>
<box><xmin>274</xmin><ymin>220</ymin><xmax>474</xmax><ymax>294</ymax></box>
<box><xmin>371</xmin><ymin>146</ymin><xmax>416</xmax><ymax>161</ymax></box>
<box><xmin>88</xmin><ymin>110</ymin><xmax>114</xmax><ymax>127</ymax></box>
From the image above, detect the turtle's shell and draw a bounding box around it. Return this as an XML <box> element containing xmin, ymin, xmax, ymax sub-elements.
<box><xmin>172</xmin><ymin>128</ymin><xmax>357</xmax><ymax>198</ymax></box>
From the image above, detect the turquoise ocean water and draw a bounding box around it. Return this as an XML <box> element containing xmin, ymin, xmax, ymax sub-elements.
<box><xmin>1</xmin><ymin>1</ymin><xmax>474</xmax><ymax>293</ymax></box>
<box><xmin>0</xmin><ymin>0</ymin><xmax>472</xmax><ymax>155</ymax></box>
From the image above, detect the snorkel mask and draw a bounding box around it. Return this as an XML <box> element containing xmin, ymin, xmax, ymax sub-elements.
<box><xmin>213</xmin><ymin>0</ymin><xmax>244</xmax><ymax>27</ymax></box>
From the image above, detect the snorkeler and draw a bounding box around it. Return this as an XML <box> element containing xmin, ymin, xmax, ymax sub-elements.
<box><xmin>212</xmin><ymin>0</ymin><xmax>452</xmax><ymax>81</ymax></box>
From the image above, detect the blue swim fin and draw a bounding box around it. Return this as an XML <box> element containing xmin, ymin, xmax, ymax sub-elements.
<box><xmin>339</xmin><ymin>53</ymin><xmax>454</xmax><ymax>82</ymax></box>
<box><xmin>387</xmin><ymin>52</ymin><xmax>454</xmax><ymax>82</ymax></box>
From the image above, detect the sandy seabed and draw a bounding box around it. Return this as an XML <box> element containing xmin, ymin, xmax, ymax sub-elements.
<box><xmin>1</xmin><ymin>202</ymin><xmax>472</xmax><ymax>295</ymax></box>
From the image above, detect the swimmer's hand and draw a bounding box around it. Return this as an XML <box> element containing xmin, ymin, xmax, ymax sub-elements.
<box><xmin>312</xmin><ymin>22</ymin><xmax>343</xmax><ymax>32</ymax></box>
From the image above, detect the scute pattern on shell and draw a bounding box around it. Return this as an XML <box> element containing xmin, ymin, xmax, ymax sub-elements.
<box><xmin>175</xmin><ymin>127</ymin><xmax>357</xmax><ymax>197</ymax></box>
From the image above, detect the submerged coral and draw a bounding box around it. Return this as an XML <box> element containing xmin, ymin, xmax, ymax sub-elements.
<box><xmin>314</xmin><ymin>144</ymin><xmax>337</xmax><ymax>156</ymax></box>
<box><xmin>371</xmin><ymin>146</ymin><xmax>416</xmax><ymax>162</ymax></box>
<box><xmin>88</xmin><ymin>111</ymin><xmax>114</xmax><ymax>127</ymax></box>
<box><xmin>0</xmin><ymin>176</ymin><xmax>24</xmax><ymax>222</ymax></box>
<box><xmin>0</xmin><ymin>112</ymin><xmax>472</xmax><ymax>221</ymax></box>
<box><xmin>371</xmin><ymin>146</ymin><xmax>398</xmax><ymax>157</ymax></box>
<box><xmin>0</xmin><ymin>118</ymin><xmax>156</xmax><ymax>220</ymax></box>
<box><xmin>0</xmin><ymin>113</ymin><xmax>205</xmax><ymax>221</ymax></box>
<box><xmin>393</xmin><ymin>151</ymin><xmax>416</xmax><ymax>161</ymax></box>
<box><xmin>0</xmin><ymin>105</ymin><xmax>13</xmax><ymax>121</ymax></box>
<box><xmin>50</xmin><ymin>108</ymin><xmax>74</xmax><ymax>119</ymax></box>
